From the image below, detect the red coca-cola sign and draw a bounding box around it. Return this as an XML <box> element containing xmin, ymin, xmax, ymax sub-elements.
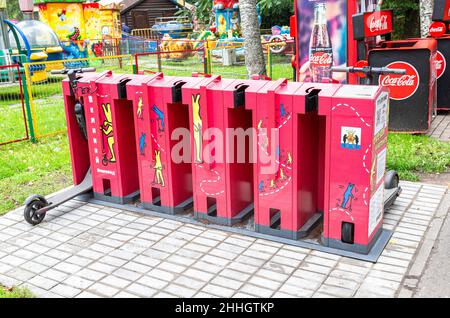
<box><xmin>364</xmin><ymin>10</ymin><xmax>393</xmax><ymax>37</ymax></box>
<box><xmin>379</xmin><ymin>62</ymin><xmax>420</xmax><ymax>101</ymax></box>
<box><xmin>436</xmin><ymin>50</ymin><xmax>447</xmax><ymax>79</ymax></box>
<box><xmin>429</xmin><ymin>21</ymin><xmax>447</xmax><ymax>37</ymax></box>
<box><xmin>310</xmin><ymin>51</ymin><xmax>332</xmax><ymax>67</ymax></box>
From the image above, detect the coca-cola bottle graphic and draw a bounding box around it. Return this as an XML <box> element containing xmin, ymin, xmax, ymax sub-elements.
<box><xmin>309</xmin><ymin>2</ymin><xmax>333</xmax><ymax>83</ymax></box>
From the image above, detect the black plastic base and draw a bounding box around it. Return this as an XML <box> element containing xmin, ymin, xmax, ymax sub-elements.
<box><xmin>194</xmin><ymin>203</ymin><xmax>254</xmax><ymax>226</ymax></box>
<box><xmin>142</xmin><ymin>197</ymin><xmax>193</xmax><ymax>215</ymax></box>
<box><xmin>94</xmin><ymin>190</ymin><xmax>139</xmax><ymax>205</ymax></box>
<box><xmin>321</xmin><ymin>226</ymin><xmax>383</xmax><ymax>255</ymax></box>
<box><xmin>255</xmin><ymin>212</ymin><xmax>323</xmax><ymax>240</ymax></box>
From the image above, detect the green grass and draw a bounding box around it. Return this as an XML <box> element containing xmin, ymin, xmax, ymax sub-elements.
<box><xmin>0</xmin><ymin>134</ymin><xmax>72</xmax><ymax>215</ymax></box>
<box><xmin>0</xmin><ymin>285</ymin><xmax>33</xmax><ymax>298</ymax></box>
<box><xmin>387</xmin><ymin>133</ymin><xmax>450</xmax><ymax>181</ymax></box>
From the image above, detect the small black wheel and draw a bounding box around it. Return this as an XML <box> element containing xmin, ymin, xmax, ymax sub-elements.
<box><xmin>341</xmin><ymin>222</ymin><xmax>354</xmax><ymax>244</ymax></box>
<box><xmin>385</xmin><ymin>170</ymin><xmax>400</xmax><ymax>190</ymax></box>
<box><xmin>24</xmin><ymin>198</ymin><xmax>47</xmax><ymax>225</ymax></box>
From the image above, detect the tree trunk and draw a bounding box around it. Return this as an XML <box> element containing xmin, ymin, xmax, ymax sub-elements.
<box><xmin>419</xmin><ymin>0</ymin><xmax>434</xmax><ymax>37</ymax></box>
<box><xmin>239</xmin><ymin>0</ymin><xmax>266</xmax><ymax>76</ymax></box>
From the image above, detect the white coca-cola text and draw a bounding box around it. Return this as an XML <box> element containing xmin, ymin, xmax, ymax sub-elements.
<box><xmin>369</xmin><ymin>15</ymin><xmax>389</xmax><ymax>33</ymax></box>
<box><xmin>429</xmin><ymin>26</ymin><xmax>445</xmax><ymax>33</ymax></box>
<box><xmin>380</xmin><ymin>75</ymin><xmax>417</xmax><ymax>87</ymax></box>
<box><xmin>310</xmin><ymin>52</ymin><xmax>332</xmax><ymax>66</ymax></box>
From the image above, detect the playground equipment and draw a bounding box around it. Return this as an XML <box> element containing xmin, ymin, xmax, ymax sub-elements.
<box><xmin>213</xmin><ymin>0</ymin><xmax>240</xmax><ymax>38</ymax></box>
<box><xmin>23</xmin><ymin>67</ymin><xmax>96</xmax><ymax>225</ymax></box>
<box><xmin>6</xmin><ymin>20</ymin><xmax>63</xmax><ymax>81</ymax></box>
<box><xmin>159</xmin><ymin>34</ymin><xmax>195</xmax><ymax>60</ymax></box>
<box><xmin>151</xmin><ymin>17</ymin><xmax>193</xmax><ymax>39</ymax></box>
<box><xmin>24</xmin><ymin>69</ymin><xmax>402</xmax><ymax>262</ymax></box>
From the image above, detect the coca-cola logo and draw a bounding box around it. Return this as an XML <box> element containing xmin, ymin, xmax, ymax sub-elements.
<box><xmin>310</xmin><ymin>51</ymin><xmax>332</xmax><ymax>67</ymax></box>
<box><xmin>379</xmin><ymin>62</ymin><xmax>420</xmax><ymax>101</ymax></box>
<box><xmin>429</xmin><ymin>22</ymin><xmax>447</xmax><ymax>38</ymax></box>
<box><xmin>436</xmin><ymin>51</ymin><xmax>447</xmax><ymax>80</ymax></box>
<box><xmin>369</xmin><ymin>14</ymin><xmax>389</xmax><ymax>33</ymax></box>
<box><xmin>363</xmin><ymin>10</ymin><xmax>393</xmax><ymax>36</ymax></box>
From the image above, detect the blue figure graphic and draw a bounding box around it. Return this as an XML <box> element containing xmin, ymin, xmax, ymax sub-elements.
<box><xmin>276</xmin><ymin>145</ymin><xmax>280</xmax><ymax>159</ymax></box>
<box><xmin>341</xmin><ymin>183</ymin><xmax>355</xmax><ymax>209</ymax></box>
<box><xmin>139</xmin><ymin>133</ymin><xmax>147</xmax><ymax>156</ymax></box>
<box><xmin>258</xmin><ymin>181</ymin><xmax>264</xmax><ymax>193</ymax></box>
<box><xmin>152</xmin><ymin>105</ymin><xmax>165</xmax><ymax>132</ymax></box>
<box><xmin>280</xmin><ymin>104</ymin><xmax>287</xmax><ymax>118</ymax></box>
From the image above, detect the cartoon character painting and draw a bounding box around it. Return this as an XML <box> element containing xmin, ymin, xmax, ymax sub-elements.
<box><xmin>192</xmin><ymin>94</ymin><xmax>203</xmax><ymax>163</ymax></box>
<box><xmin>153</xmin><ymin>150</ymin><xmax>165</xmax><ymax>187</ymax></box>
<box><xmin>152</xmin><ymin>105</ymin><xmax>165</xmax><ymax>132</ymax></box>
<box><xmin>137</xmin><ymin>96</ymin><xmax>144</xmax><ymax>119</ymax></box>
<box><xmin>341</xmin><ymin>183</ymin><xmax>355</xmax><ymax>210</ymax></box>
<box><xmin>101</xmin><ymin>103</ymin><xmax>116</xmax><ymax>164</ymax></box>
<box><xmin>139</xmin><ymin>133</ymin><xmax>147</xmax><ymax>156</ymax></box>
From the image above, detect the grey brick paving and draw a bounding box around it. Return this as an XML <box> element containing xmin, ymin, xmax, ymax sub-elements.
<box><xmin>0</xmin><ymin>181</ymin><xmax>447</xmax><ymax>298</ymax></box>
<box><xmin>427</xmin><ymin>113</ymin><xmax>450</xmax><ymax>142</ymax></box>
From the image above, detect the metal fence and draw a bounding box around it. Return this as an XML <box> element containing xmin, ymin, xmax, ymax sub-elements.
<box><xmin>135</xmin><ymin>48</ymin><xmax>207</xmax><ymax>77</ymax></box>
<box><xmin>23</xmin><ymin>55</ymin><xmax>134</xmax><ymax>139</ymax></box>
<box><xmin>0</xmin><ymin>64</ymin><xmax>30</xmax><ymax>146</ymax></box>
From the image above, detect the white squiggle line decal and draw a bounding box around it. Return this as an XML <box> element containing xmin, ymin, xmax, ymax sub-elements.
<box><xmin>331</xmin><ymin>207</ymin><xmax>355</xmax><ymax>221</ymax></box>
<box><xmin>332</xmin><ymin>103</ymin><xmax>371</xmax><ymax>127</ymax></box>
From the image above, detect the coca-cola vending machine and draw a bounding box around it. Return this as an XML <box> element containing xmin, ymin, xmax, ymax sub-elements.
<box><xmin>430</xmin><ymin>0</ymin><xmax>450</xmax><ymax>110</ymax></box>
<box><xmin>292</xmin><ymin>0</ymin><xmax>358</xmax><ymax>83</ymax></box>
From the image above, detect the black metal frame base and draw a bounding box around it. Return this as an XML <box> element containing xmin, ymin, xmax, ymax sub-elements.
<box><xmin>321</xmin><ymin>226</ymin><xmax>383</xmax><ymax>255</ymax></box>
<box><xmin>255</xmin><ymin>212</ymin><xmax>323</xmax><ymax>240</ymax></box>
<box><xmin>142</xmin><ymin>197</ymin><xmax>193</xmax><ymax>215</ymax></box>
<box><xmin>194</xmin><ymin>203</ymin><xmax>254</xmax><ymax>226</ymax></box>
<box><xmin>93</xmin><ymin>190</ymin><xmax>139</xmax><ymax>205</ymax></box>
<box><xmin>85</xmin><ymin>197</ymin><xmax>393</xmax><ymax>263</ymax></box>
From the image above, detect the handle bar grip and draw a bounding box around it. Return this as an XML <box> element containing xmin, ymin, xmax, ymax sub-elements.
<box><xmin>81</xmin><ymin>67</ymin><xmax>96</xmax><ymax>73</ymax></box>
<box><xmin>331</xmin><ymin>66</ymin><xmax>351</xmax><ymax>73</ymax></box>
<box><xmin>50</xmin><ymin>69</ymin><xmax>65</xmax><ymax>75</ymax></box>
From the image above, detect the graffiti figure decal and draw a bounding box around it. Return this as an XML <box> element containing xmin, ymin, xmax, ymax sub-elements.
<box><xmin>152</xmin><ymin>105</ymin><xmax>165</xmax><ymax>132</ymax></box>
<box><xmin>153</xmin><ymin>150</ymin><xmax>165</xmax><ymax>187</ymax></box>
<box><xmin>100</xmin><ymin>103</ymin><xmax>116</xmax><ymax>164</ymax></box>
<box><xmin>137</xmin><ymin>96</ymin><xmax>144</xmax><ymax>119</ymax></box>
<box><xmin>192</xmin><ymin>94</ymin><xmax>203</xmax><ymax>163</ymax></box>
<box><xmin>139</xmin><ymin>133</ymin><xmax>147</xmax><ymax>156</ymax></box>
<box><xmin>341</xmin><ymin>183</ymin><xmax>355</xmax><ymax>210</ymax></box>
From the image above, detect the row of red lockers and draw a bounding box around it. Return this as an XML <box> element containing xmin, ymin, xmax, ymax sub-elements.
<box><xmin>63</xmin><ymin>72</ymin><xmax>390</xmax><ymax>254</ymax></box>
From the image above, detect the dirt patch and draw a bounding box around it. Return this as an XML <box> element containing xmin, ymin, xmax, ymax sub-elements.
<box><xmin>418</xmin><ymin>171</ymin><xmax>450</xmax><ymax>187</ymax></box>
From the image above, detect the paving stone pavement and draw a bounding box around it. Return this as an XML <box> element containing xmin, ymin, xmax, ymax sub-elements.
<box><xmin>0</xmin><ymin>181</ymin><xmax>447</xmax><ymax>298</ymax></box>
<box><xmin>427</xmin><ymin>113</ymin><xmax>450</xmax><ymax>142</ymax></box>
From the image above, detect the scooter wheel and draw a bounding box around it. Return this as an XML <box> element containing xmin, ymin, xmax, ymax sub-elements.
<box><xmin>24</xmin><ymin>197</ymin><xmax>47</xmax><ymax>225</ymax></box>
<box><xmin>385</xmin><ymin>170</ymin><xmax>400</xmax><ymax>190</ymax></box>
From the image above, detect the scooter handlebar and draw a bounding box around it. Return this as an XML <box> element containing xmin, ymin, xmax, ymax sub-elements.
<box><xmin>50</xmin><ymin>67</ymin><xmax>96</xmax><ymax>75</ymax></box>
<box><xmin>331</xmin><ymin>66</ymin><xmax>406</xmax><ymax>76</ymax></box>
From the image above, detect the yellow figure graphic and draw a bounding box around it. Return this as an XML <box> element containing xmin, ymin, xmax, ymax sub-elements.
<box><xmin>101</xmin><ymin>103</ymin><xmax>116</xmax><ymax>163</ymax></box>
<box><xmin>137</xmin><ymin>96</ymin><xmax>143</xmax><ymax>119</ymax></box>
<box><xmin>270</xmin><ymin>179</ymin><xmax>276</xmax><ymax>188</ymax></box>
<box><xmin>192</xmin><ymin>94</ymin><xmax>203</xmax><ymax>163</ymax></box>
<box><xmin>257</xmin><ymin>119</ymin><xmax>263</xmax><ymax>129</ymax></box>
<box><xmin>153</xmin><ymin>150</ymin><xmax>165</xmax><ymax>187</ymax></box>
<box><xmin>346</xmin><ymin>130</ymin><xmax>356</xmax><ymax>145</ymax></box>
<box><xmin>280</xmin><ymin>168</ymin><xmax>285</xmax><ymax>180</ymax></box>
<box><xmin>287</xmin><ymin>152</ymin><xmax>292</xmax><ymax>164</ymax></box>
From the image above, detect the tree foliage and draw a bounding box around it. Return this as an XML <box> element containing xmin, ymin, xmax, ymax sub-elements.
<box><xmin>5</xmin><ymin>0</ymin><xmax>23</xmax><ymax>20</ymax></box>
<box><xmin>258</xmin><ymin>0</ymin><xmax>294</xmax><ymax>29</ymax></box>
<box><xmin>382</xmin><ymin>0</ymin><xmax>420</xmax><ymax>39</ymax></box>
